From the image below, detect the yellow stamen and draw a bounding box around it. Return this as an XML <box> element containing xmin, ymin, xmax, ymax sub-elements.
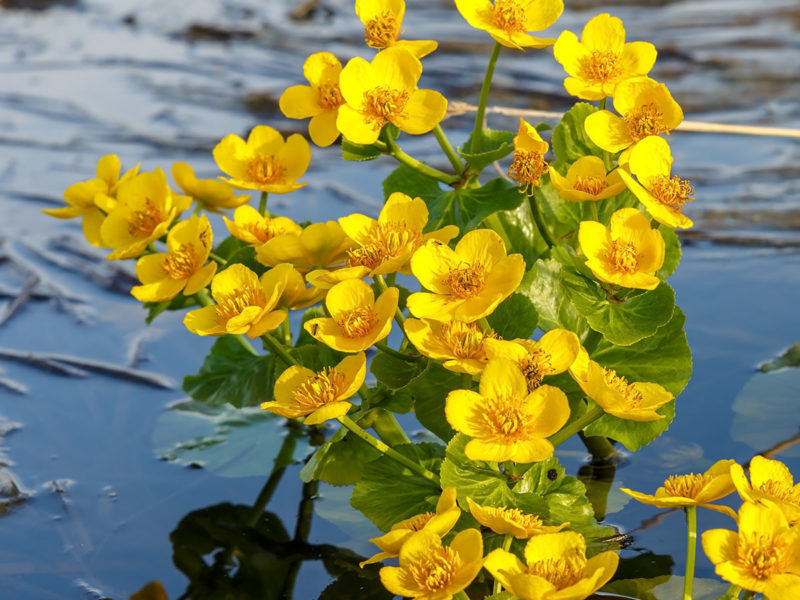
<box><xmin>440</xmin><ymin>321</ymin><xmax>492</xmax><ymax>359</ymax></box>
<box><xmin>486</xmin><ymin>506</ymin><xmax>543</xmax><ymax>529</ymax></box>
<box><xmin>347</xmin><ymin>244</ymin><xmax>386</xmax><ymax>271</ymax></box>
<box><xmin>346</xmin><ymin>221</ymin><xmax>423</xmax><ymax>271</ymax></box>
<box><xmin>128</xmin><ymin>199</ymin><xmax>161</xmax><ymax>237</ymax></box>
<box><xmin>662</xmin><ymin>473</ymin><xmax>713</xmax><ymax>499</ymax></box>
<box><xmin>508</xmin><ymin>150</ymin><xmax>547</xmax><ymax>195</ymax></box>
<box><xmin>443</xmin><ymin>262</ymin><xmax>486</xmax><ymax>299</ymax></box>
<box><xmin>364</xmin><ymin>11</ymin><xmax>399</xmax><ymax>49</ymax></box>
<box><xmin>247</xmin><ymin>155</ymin><xmax>285</xmax><ymax>185</ymax></box>
<box><xmin>244</xmin><ymin>220</ymin><xmax>288</xmax><ymax>244</ymax></box>
<box><xmin>648</xmin><ymin>174</ymin><xmax>694</xmax><ymax>210</ymax></box>
<box><xmin>318</xmin><ymin>81</ymin><xmax>344</xmax><ymax>110</ymax></box>
<box><xmin>737</xmin><ymin>533</ymin><xmax>789</xmax><ymax>580</ymax></box>
<box><xmin>162</xmin><ymin>243</ymin><xmax>196</xmax><ymax>280</ymax></box>
<box><xmin>528</xmin><ymin>555</ymin><xmax>586</xmax><ymax>589</ymax></box>
<box><xmin>215</xmin><ymin>287</ymin><xmax>266</xmax><ymax>322</ymax></box>
<box><xmin>581</xmin><ymin>50</ymin><xmax>623</xmax><ymax>83</ymax></box>
<box><xmin>759</xmin><ymin>480</ymin><xmax>800</xmax><ymax>506</ymax></box>
<box><xmin>336</xmin><ymin>306</ymin><xmax>379</xmax><ymax>338</ymax></box>
<box><xmin>408</xmin><ymin>546</ymin><xmax>460</xmax><ymax>591</ymax></box>
<box><xmin>518</xmin><ymin>349</ymin><xmax>552</xmax><ymax>392</ymax></box>
<box><xmin>393</xmin><ymin>512</ymin><xmax>435</xmax><ymax>532</ymax></box>
<box><xmin>363</xmin><ymin>86</ymin><xmax>410</xmax><ymax>130</ymax></box>
<box><xmin>481</xmin><ymin>397</ymin><xmax>531</xmax><ymax>439</ymax></box>
<box><xmin>604</xmin><ymin>368</ymin><xmax>643</xmax><ymax>409</ymax></box>
<box><xmin>624</xmin><ymin>103</ymin><xmax>667</xmax><ymax>141</ymax></box>
<box><xmin>573</xmin><ymin>175</ymin><xmax>609</xmax><ymax>196</ymax></box>
<box><xmin>291</xmin><ymin>368</ymin><xmax>347</xmax><ymax>412</ymax></box>
<box><xmin>491</xmin><ymin>0</ymin><xmax>526</xmax><ymax>34</ymax></box>
<box><xmin>606</xmin><ymin>240</ymin><xmax>639</xmax><ymax>273</ymax></box>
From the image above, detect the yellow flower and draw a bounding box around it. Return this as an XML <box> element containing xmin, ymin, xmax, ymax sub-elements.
<box><xmin>379</xmin><ymin>529</ymin><xmax>484</xmax><ymax>600</ymax></box>
<box><xmin>568</xmin><ymin>348</ymin><xmax>673</xmax><ymax>422</ymax></box>
<box><xmin>508</xmin><ymin>119</ymin><xmax>549</xmax><ymax>194</ymax></box>
<box><xmin>467</xmin><ymin>498</ymin><xmax>569</xmax><ymax>539</ymax></box>
<box><xmin>484</xmin><ymin>328</ymin><xmax>580</xmax><ymax>393</ymax></box>
<box><xmin>405</xmin><ymin>318</ymin><xmax>496</xmax><ymax>375</ymax></box>
<box><xmin>279</xmin><ymin>52</ymin><xmax>346</xmax><ymax>147</ymax></box>
<box><xmin>548</xmin><ymin>156</ymin><xmax>626</xmax><ymax>202</ymax></box>
<box><xmin>702</xmin><ymin>501</ymin><xmax>800</xmax><ymax>599</ymax></box>
<box><xmin>131</xmin><ymin>214</ymin><xmax>217</xmax><ymax>303</ymax></box>
<box><xmin>183</xmin><ymin>263</ymin><xmax>290</xmax><ymax>338</ymax></box>
<box><xmin>256</xmin><ymin>221</ymin><xmax>355</xmax><ymax>274</ymax></box>
<box><xmin>338</xmin><ymin>192</ymin><xmax>459</xmax><ymax>277</ymax></box>
<box><xmin>303</xmin><ymin>279</ymin><xmax>398</xmax><ymax>353</ymax></box>
<box><xmin>584</xmin><ymin>76</ymin><xmax>683</xmax><ymax>157</ymax></box>
<box><xmin>171</xmin><ymin>162</ymin><xmax>249</xmax><ymax>212</ymax></box>
<box><xmin>361</xmin><ymin>487</ymin><xmax>461</xmax><ymax>566</ymax></box>
<box><xmin>356</xmin><ymin>0</ymin><xmax>437</xmax><ymax>58</ymax></box>
<box><xmin>445</xmin><ymin>358</ymin><xmax>569</xmax><ymax>463</ymax></box>
<box><xmin>731</xmin><ymin>456</ymin><xmax>800</xmax><ymax>525</ymax></box>
<box><xmin>213</xmin><ymin>125</ymin><xmax>311</xmax><ymax>194</ymax></box>
<box><xmin>484</xmin><ymin>531</ymin><xmax>619</xmax><ymax>600</ymax></box>
<box><xmin>336</xmin><ymin>47</ymin><xmax>447</xmax><ymax>145</ymax></box>
<box><xmin>578</xmin><ymin>207</ymin><xmax>665</xmax><ymax>290</ymax></box>
<box><xmin>224</xmin><ymin>205</ymin><xmax>302</xmax><ymax>246</ymax></box>
<box><xmin>455</xmin><ymin>0</ymin><xmax>564</xmax><ymax>50</ymax></box>
<box><xmin>553</xmin><ymin>14</ymin><xmax>657</xmax><ymax>101</ymax></box>
<box><xmin>100</xmin><ymin>169</ymin><xmax>192</xmax><ymax>260</ymax></box>
<box><xmin>407</xmin><ymin>229</ymin><xmax>525</xmax><ymax>323</ymax></box>
<box><xmin>619</xmin><ymin>459</ymin><xmax>737</xmax><ymax>516</ymax></box>
<box><xmin>279</xmin><ymin>265</ymin><xmax>327</xmax><ymax>310</ymax></box>
<box><xmin>260</xmin><ymin>353</ymin><xmax>366</xmax><ymax>425</ymax></box>
<box><xmin>617</xmin><ymin>136</ymin><xmax>694</xmax><ymax>229</ymax></box>
<box><xmin>42</xmin><ymin>154</ymin><xmax>139</xmax><ymax>247</ymax></box>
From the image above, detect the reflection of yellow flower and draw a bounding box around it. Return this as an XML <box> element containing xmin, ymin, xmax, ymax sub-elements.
<box><xmin>256</xmin><ymin>221</ymin><xmax>354</xmax><ymax>274</ymax></box>
<box><xmin>171</xmin><ymin>162</ymin><xmax>249</xmax><ymax>212</ymax></box>
<box><xmin>224</xmin><ymin>205</ymin><xmax>302</xmax><ymax>247</ymax></box>
<box><xmin>508</xmin><ymin>118</ymin><xmax>549</xmax><ymax>194</ymax></box>
<box><xmin>467</xmin><ymin>498</ymin><xmax>568</xmax><ymax>539</ymax></box>
<box><xmin>356</xmin><ymin>0</ymin><xmax>437</xmax><ymax>58</ymax></box>
<box><xmin>731</xmin><ymin>456</ymin><xmax>800</xmax><ymax>525</ymax></box>
<box><xmin>260</xmin><ymin>353</ymin><xmax>365</xmax><ymax>425</ymax></box>
<box><xmin>131</xmin><ymin>215</ymin><xmax>216</xmax><ymax>303</ymax></box>
<box><xmin>183</xmin><ymin>263</ymin><xmax>290</xmax><ymax>338</ymax></box>
<box><xmin>548</xmin><ymin>156</ymin><xmax>626</xmax><ymax>202</ymax></box>
<box><xmin>620</xmin><ymin>459</ymin><xmax>737</xmax><ymax>516</ymax></box>
<box><xmin>279</xmin><ymin>52</ymin><xmax>346</xmax><ymax>147</ymax></box>
<box><xmin>485</xmin><ymin>328</ymin><xmax>580</xmax><ymax>393</ymax></box>
<box><xmin>553</xmin><ymin>14</ymin><xmax>657</xmax><ymax>100</ymax></box>
<box><xmin>303</xmin><ymin>279</ymin><xmax>398</xmax><ymax>353</ymax></box>
<box><xmin>405</xmin><ymin>318</ymin><xmax>496</xmax><ymax>375</ymax></box>
<box><xmin>380</xmin><ymin>529</ymin><xmax>484</xmax><ymax>600</ymax></box>
<box><xmin>361</xmin><ymin>487</ymin><xmax>461</xmax><ymax>566</ymax></box>
<box><xmin>445</xmin><ymin>358</ymin><xmax>569</xmax><ymax>463</ymax></box>
<box><xmin>484</xmin><ymin>531</ymin><xmax>618</xmax><ymax>600</ymax></box>
<box><xmin>337</xmin><ymin>47</ymin><xmax>447</xmax><ymax>145</ymax></box>
<box><xmin>569</xmin><ymin>349</ymin><xmax>672</xmax><ymax>422</ymax></box>
<box><xmin>455</xmin><ymin>0</ymin><xmax>563</xmax><ymax>50</ymax></box>
<box><xmin>702</xmin><ymin>501</ymin><xmax>800</xmax><ymax>599</ymax></box>
<box><xmin>408</xmin><ymin>229</ymin><xmax>525</xmax><ymax>323</ymax></box>
<box><xmin>213</xmin><ymin>125</ymin><xmax>310</xmax><ymax>194</ymax></box>
<box><xmin>578</xmin><ymin>207</ymin><xmax>665</xmax><ymax>290</ymax></box>
<box><xmin>279</xmin><ymin>265</ymin><xmax>326</xmax><ymax>310</ymax></box>
<box><xmin>618</xmin><ymin>136</ymin><xmax>694</xmax><ymax>229</ymax></box>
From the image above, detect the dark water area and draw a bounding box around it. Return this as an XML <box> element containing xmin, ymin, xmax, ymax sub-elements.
<box><xmin>0</xmin><ymin>0</ymin><xmax>799</xmax><ymax>598</ymax></box>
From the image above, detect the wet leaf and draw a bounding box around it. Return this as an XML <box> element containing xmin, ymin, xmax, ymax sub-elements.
<box><xmin>407</xmin><ymin>363</ymin><xmax>461</xmax><ymax>442</ymax></box>
<box><xmin>487</xmin><ymin>292</ymin><xmax>538</xmax><ymax>340</ymax></box>
<box><xmin>382</xmin><ymin>164</ymin><xmax>442</xmax><ymax>208</ymax></box>
<box><xmin>760</xmin><ymin>341</ymin><xmax>800</xmax><ymax>372</ymax></box>
<box><xmin>299</xmin><ymin>429</ymin><xmax>381</xmax><ymax>487</ymax></box>
<box><xmin>517</xmin><ymin>258</ymin><xmax>590</xmax><ymax>338</ymax></box>
<box><xmin>458</xmin><ymin>128</ymin><xmax>514</xmax><ymax>172</ymax></box>
<box><xmin>551</xmin><ymin>102</ymin><xmax>604</xmax><ymax>166</ymax></box>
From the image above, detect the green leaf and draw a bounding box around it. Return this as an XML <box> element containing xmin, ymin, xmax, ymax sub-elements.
<box><xmin>760</xmin><ymin>341</ymin><xmax>800</xmax><ymax>372</ymax></box>
<box><xmin>370</xmin><ymin>351</ymin><xmax>426</xmax><ymax>391</ymax></box>
<box><xmin>494</xmin><ymin>201</ymin><xmax>548</xmax><ymax>266</ymax></box>
<box><xmin>299</xmin><ymin>430</ymin><xmax>381</xmax><ymax>486</ymax></box>
<box><xmin>342</xmin><ymin>138</ymin><xmax>381</xmax><ymax>161</ymax></box>
<box><xmin>440</xmin><ymin>434</ymin><xmax>519</xmax><ymax>507</ymax></box>
<box><xmin>487</xmin><ymin>293</ymin><xmax>538</xmax><ymax>340</ymax></box>
<box><xmin>517</xmin><ymin>259</ymin><xmax>589</xmax><ymax>338</ymax></box>
<box><xmin>657</xmin><ymin>226</ymin><xmax>682</xmax><ymax>279</ymax></box>
<box><xmin>213</xmin><ymin>235</ymin><xmax>264</xmax><ymax>274</ymax></box>
<box><xmin>596</xmin><ymin>188</ymin><xmax>641</xmax><ymax>224</ymax></box>
<box><xmin>551</xmin><ymin>102</ymin><xmax>604</xmax><ymax>166</ymax></box>
<box><xmin>483</xmin><ymin>593</ymin><xmax>517</xmax><ymax>600</ymax></box>
<box><xmin>406</xmin><ymin>363</ymin><xmax>462</xmax><ymax>441</ymax></box>
<box><xmin>585</xmin><ymin>403</ymin><xmax>675</xmax><ymax>452</ymax></box>
<box><xmin>143</xmin><ymin>293</ymin><xmax>198</xmax><ymax>324</ymax></box>
<box><xmin>458</xmin><ymin>128</ymin><xmax>514</xmax><ymax>172</ymax></box>
<box><xmin>426</xmin><ymin>177</ymin><xmax>526</xmax><ymax>235</ymax></box>
<box><xmin>183</xmin><ymin>336</ymin><xmax>278</xmax><ymax>408</ymax></box>
<box><xmin>350</xmin><ymin>442</ymin><xmax>445</xmax><ymax>531</ymax></box>
<box><xmin>534</xmin><ymin>176</ymin><xmax>583</xmax><ymax>241</ymax></box>
<box><xmin>382</xmin><ymin>164</ymin><xmax>442</xmax><ymax>203</ymax></box>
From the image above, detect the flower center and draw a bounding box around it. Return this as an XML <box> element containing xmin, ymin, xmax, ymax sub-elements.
<box><xmin>442</xmin><ymin>262</ymin><xmax>486</xmax><ymax>299</ymax></box>
<box><xmin>291</xmin><ymin>368</ymin><xmax>347</xmax><ymax>412</ymax></box>
<box><xmin>393</xmin><ymin>511</ymin><xmax>435</xmax><ymax>532</ymax></box>
<box><xmin>662</xmin><ymin>473</ymin><xmax>713</xmax><ymax>499</ymax></box>
<box><xmin>440</xmin><ymin>321</ymin><xmax>491</xmax><ymax>359</ymax></box>
<box><xmin>518</xmin><ymin>349</ymin><xmax>552</xmax><ymax>392</ymax></box>
<box><xmin>362</xmin><ymin>86</ymin><xmax>410</xmax><ymax>130</ymax></box>
<box><xmin>162</xmin><ymin>243</ymin><xmax>196</xmax><ymax>280</ymax></box>
<box><xmin>244</xmin><ymin>219</ymin><xmax>289</xmax><ymax>244</ymax></box>
<box><xmin>128</xmin><ymin>199</ymin><xmax>161</xmax><ymax>237</ymax></box>
<box><xmin>624</xmin><ymin>102</ymin><xmax>667</xmax><ymax>141</ymax></box>
<box><xmin>318</xmin><ymin>81</ymin><xmax>344</xmax><ymax>110</ymax></box>
<box><xmin>215</xmin><ymin>287</ymin><xmax>266</xmax><ymax>322</ymax></box>
<box><xmin>528</xmin><ymin>555</ymin><xmax>586</xmax><ymax>589</ymax></box>
<box><xmin>606</xmin><ymin>240</ymin><xmax>640</xmax><ymax>273</ymax></box>
<box><xmin>364</xmin><ymin>11</ymin><xmax>399</xmax><ymax>49</ymax></box>
<box><xmin>347</xmin><ymin>221</ymin><xmax>423</xmax><ymax>271</ymax></box>
<box><xmin>508</xmin><ymin>150</ymin><xmax>547</xmax><ymax>194</ymax></box>
<box><xmin>247</xmin><ymin>155</ymin><xmax>285</xmax><ymax>185</ymax></box>
<box><xmin>573</xmin><ymin>175</ymin><xmax>609</xmax><ymax>196</ymax></box>
<box><xmin>581</xmin><ymin>50</ymin><xmax>623</xmax><ymax>83</ymax></box>
<box><xmin>347</xmin><ymin>244</ymin><xmax>386</xmax><ymax>271</ymax></box>
<box><xmin>491</xmin><ymin>0</ymin><xmax>526</xmax><ymax>33</ymax></box>
<box><xmin>481</xmin><ymin>397</ymin><xmax>531</xmax><ymax>439</ymax></box>
<box><xmin>490</xmin><ymin>506</ymin><xmax>543</xmax><ymax>529</ymax></box>
<box><xmin>408</xmin><ymin>546</ymin><xmax>460</xmax><ymax>592</ymax></box>
<box><xmin>336</xmin><ymin>306</ymin><xmax>379</xmax><ymax>338</ymax></box>
<box><xmin>737</xmin><ymin>533</ymin><xmax>789</xmax><ymax>580</ymax></box>
<box><xmin>759</xmin><ymin>479</ymin><xmax>800</xmax><ymax>507</ymax></box>
<box><xmin>648</xmin><ymin>174</ymin><xmax>694</xmax><ymax>210</ymax></box>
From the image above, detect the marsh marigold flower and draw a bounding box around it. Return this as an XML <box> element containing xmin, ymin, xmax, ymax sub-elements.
<box><xmin>405</xmin><ymin>318</ymin><xmax>496</xmax><ymax>375</ymax></box>
<box><xmin>553</xmin><ymin>14</ymin><xmax>657</xmax><ymax>101</ymax></box>
<box><xmin>303</xmin><ymin>278</ymin><xmax>398</xmax><ymax>353</ymax></box>
<box><xmin>379</xmin><ymin>529</ymin><xmax>484</xmax><ymax>600</ymax></box>
<box><xmin>455</xmin><ymin>0</ymin><xmax>564</xmax><ymax>50</ymax></box>
<box><xmin>171</xmin><ymin>162</ymin><xmax>249</xmax><ymax>213</ymax></box>
<box><xmin>278</xmin><ymin>265</ymin><xmax>326</xmax><ymax>310</ymax></box>
<box><xmin>224</xmin><ymin>205</ymin><xmax>302</xmax><ymax>247</ymax></box>
<box><xmin>508</xmin><ymin>118</ymin><xmax>549</xmax><ymax>194</ymax></box>
<box><xmin>279</xmin><ymin>52</ymin><xmax>347</xmax><ymax>147</ymax></box>
<box><xmin>356</xmin><ymin>0</ymin><xmax>437</xmax><ymax>58</ymax></box>
<box><xmin>213</xmin><ymin>125</ymin><xmax>310</xmax><ymax>194</ymax></box>
<box><xmin>407</xmin><ymin>229</ymin><xmax>525</xmax><ymax>323</ymax></box>
<box><xmin>260</xmin><ymin>353</ymin><xmax>366</xmax><ymax>425</ymax></box>
<box><xmin>336</xmin><ymin>47</ymin><xmax>447</xmax><ymax>145</ymax></box>
<box><xmin>578</xmin><ymin>207</ymin><xmax>665</xmax><ymax>290</ymax></box>
<box><xmin>131</xmin><ymin>214</ymin><xmax>216</xmax><ymax>303</ymax></box>
<box><xmin>183</xmin><ymin>263</ymin><xmax>290</xmax><ymax>338</ymax></box>
<box><xmin>731</xmin><ymin>456</ymin><xmax>800</xmax><ymax>525</ymax></box>
<box><xmin>702</xmin><ymin>501</ymin><xmax>800</xmax><ymax>599</ymax></box>
<box><xmin>256</xmin><ymin>221</ymin><xmax>354</xmax><ymax>274</ymax></box>
<box><xmin>361</xmin><ymin>487</ymin><xmax>461</xmax><ymax>566</ymax></box>
<box><xmin>548</xmin><ymin>156</ymin><xmax>626</xmax><ymax>202</ymax></box>
<box><xmin>445</xmin><ymin>358</ymin><xmax>569</xmax><ymax>463</ymax></box>
<box><xmin>484</xmin><ymin>531</ymin><xmax>619</xmax><ymax>600</ymax></box>
<box><xmin>618</xmin><ymin>136</ymin><xmax>694</xmax><ymax>229</ymax></box>
<box><xmin>467</xmin><ymin>498</ymin><xmax>568</xmax><ymax>539</ymax></box>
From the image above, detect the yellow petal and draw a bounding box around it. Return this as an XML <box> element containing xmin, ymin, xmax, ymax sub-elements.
<box><xmin>701</xmin><ymin>529</ymin><xmax>740</xmax><ymax>566</ymax></box>
<box><xmin>393</xmin><ymin>89</ymin><xmax>447</xmax><ymax>135</ymax></box>
<box><xmin>525</xmin><ymin>384</ymin><xmax>570</xmax><ymax>437</ymax></box>
<box><xmin>325</xmin><ymin>278</ymin><xmax>375</xmax><ymax>319</ymax></box>
<box><xmin>444</xmin><ymin>390</ymin><xmax>485</xmax><ymax>436</ymax></box>
<box><xmin>479</xmin><ymin>358</ymin><xmax>528</xmax><ymax>400</ymax></box>
<box><xmin>454</xmin><ymin>229</ymin><xmax>508</xmax><ymax>270</ymax></box>
<box><xmin>337</xmin><ymin>104</ymin><xmax>380</xmax><ymax>145</ymax></box>
<box><xmin>279</xmin><ymin>85</ymin><xmax>321</xmax><ymax>119</ymax></box>
<box><xmin>277</xmin><ymin>133</ymin><xmax>311</xmax><ymax>184</ymax></box>
<box><xmin>585</xmin><ymin>110</ymin><xmax>632</xmax><ymax>153</ymax></box>
<box><xmin>379</xmin><ymin>192</ymin><xmax>429</xmax><ymax>233</ymax></box>
<box><xmin>371</xmin><ymin>46</ymin><xmax>422</xmax><ymax>91</ymax></box>
<box><xmin>581</xmin><ymin>13</ymin><xmax>625</xmax><ymax>52</ymax></box>
<box><xmin>302</xmin><ymin>51</ymin><xmax>342</xmax><ymax>86</ymax></box>
<box><xmin>304</xmin><ymin>401</ymin><xmax>351</xmax><ymax>425</ymax></box>
<box><xmin>522</xmin><ymin>0</ymin><xmax>564</xmax><ymax>32</ymax></box>
<box><xmin>553</xmin><ymin>30</ymin><xmax>587</xmax><ymax>78</ymax></box>
<box><xmin>308</xmin><ymin>109</ymin><xmax>341</xmax><ymax>147</ymax></box>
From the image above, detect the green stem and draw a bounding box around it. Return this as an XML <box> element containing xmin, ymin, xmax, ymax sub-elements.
<box><xmin>375</xmin><ymin>341</ymin><xmax>419</xmax><ymax>362</ymax></box>
<box><xmin>529</xmin><ymin>190</ymin><xmax>555</xmax><ymax>248</ymax></box>
<box><xmin>471</xmin><ymin>41</ymin><xmax>502</xmax><ymax>153</ymax></box>
<box><xmin>208</xmin><ymin>251</ymin><xmax>228</xmax><ymax>266</ymax></box>
<box><xmin>493</xmin><ymin>534</ymin><xmax>514</xmax><ymax>594</ymax></box>
<box><xmin>579</xmin><ymin>432</ymin><xmax>617</xmax><ymax>462</ymax></box>
<box><xmin>585</xmin><ymin>200</ymin><xmax>599</xmax><ymax>222</ymax></box>
<box><xmin>372</xmin><ymin>409</ymin><xmax>412</xmax><ymax>446</ymax></box>
<box><xmin>385</xmin><ymin>133</ymin><xmax>459</xmax><ymax>186</ymax></box>
<box><xmin>337</xmin><ymin>415</ymin><xmax>439</xmax><ymax>484</ymax></box>
<box><xmin>259</xmin><ymin>191</ymin><xmax>268</xmax><ymax>215</ymax></box>
<box><xmin>721</xmin><ymin>584</ymin><xmax>742</xmax><ymax>599</ymax></box>
<box><xmin>484</xmin><ymin>212</ymin><xmax>513</xmax><ymax>250</ymax></box>
<box><xmin>740</xmin><ymin>592</ymin><xmax>755</xmax><ymax>600</ymax></box>
<box><xmin>478</xmin><ymin>317</ymin><xmax>493</xmax><ymax>333</ymax></box>
<box><xmin>684</xmin><ymin>505</ymin><xmax>697</xmax><ymax>600</ymax></box>
<box><xmin>597</xmin><ymin>99</ymin><xmax>614</xmax><ymax>172</ymax></box>
<box><xmin>373</xmin><ymin>274</ymin><xmax>407</xmax><ymax>330</ymax></box>
<box><xmin>550</xmin><ymin>403</ymin><xmax>605</xmax><ymax>447</ymax></box>
<box><xmin>279</xmin><ymin>318</ymin><xmax>292</xmax><ymax>345</ymax></box>
<box><xmin>433</xmin><ymin>124</ymin><xmax>464</xmax><ymax>173</ymax></box>
<box><xmin>261</xmin><ymin>332</ymin><xmax>298</xmax><ymax>366</ymax></box>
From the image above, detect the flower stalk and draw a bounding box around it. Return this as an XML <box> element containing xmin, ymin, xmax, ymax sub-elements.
<box><xmin>433</xmin><ymin>124</ymin><xmax>464</xmax><ymax>173</ymax></box>
<box><xmin>684</xmin><ymin>505</ymin><xmax>697</xmax><ymax>600</ymax></box>
<box><xmin>550</xmin><ymin>403</ymin><xmax>606</xmax><ymax>447</ymax></box>
<box><xmin>471</xmin><ymin>41</ymin><xmax>502</xmax><ymax>153</ymax></box>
